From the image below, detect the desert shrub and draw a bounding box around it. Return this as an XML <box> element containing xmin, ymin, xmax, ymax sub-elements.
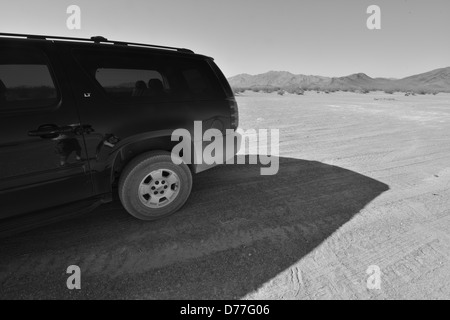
<box><xmin>286</xmin><ymin>87</ymin><xmax>304</xmax><ymax>95</ymax></box>
<box><xmin>249</xmin><ymin>85</ymin><xmax>279</xmax><ymax>93</ymax></box>
<box><xmin>263</xmin><ymin>87</ymin><xmax>278</xmax><ymax>93</ymax></box>
<box><xmin>232</xmin><ymin>87</ymin><xmax>246</xmax><ymax>95</ymax></box>
<box><xmin>415</xmin><ymin>89</ymin><xmax>427</xmax><ymax>95</ymax></box>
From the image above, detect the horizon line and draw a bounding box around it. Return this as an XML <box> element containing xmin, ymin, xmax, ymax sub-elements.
<box><xmin>228</xmin><ymin>66</ymin><xmax>450</xmax><ymax>80</ymax></box>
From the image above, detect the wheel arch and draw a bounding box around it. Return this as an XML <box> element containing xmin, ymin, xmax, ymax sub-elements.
<box><xmin>109</xmin><ymin>131</ymin><xmax>193</xmax><ymax>186</ymax></box>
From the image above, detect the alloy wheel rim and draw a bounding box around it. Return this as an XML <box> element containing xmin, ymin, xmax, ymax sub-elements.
<box><xmin>138</xmin><ymin>169</ymin><xmax>181</xmax><ymax>208</ymax></box>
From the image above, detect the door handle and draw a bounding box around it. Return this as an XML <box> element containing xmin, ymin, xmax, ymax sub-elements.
<box><xmin>28</xmin><ymin>124</ymin><xmax>64</xmax><ymax>138</ymax></box>
<box><xmin>28</xmin><ymin>124</ymin><xmax>93</xmax><ymax>138</ymax></box>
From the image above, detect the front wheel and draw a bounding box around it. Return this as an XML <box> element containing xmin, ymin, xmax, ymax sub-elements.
<box><xmin>118</xmin><ymin>151</ymin><xmax>193</xmax><ymax>220</ymax></box>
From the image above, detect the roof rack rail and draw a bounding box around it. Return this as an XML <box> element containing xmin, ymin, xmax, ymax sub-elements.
<box><xmin>0</xmin><ymin>32</ymin><xmax>194</xmax><ymax>53</ymax></box>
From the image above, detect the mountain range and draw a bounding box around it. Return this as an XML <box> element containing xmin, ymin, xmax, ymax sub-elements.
<box><xmin>228</xmin><ymin>67</ymin><xmax>450</xmax><ymax>93</ymax></box>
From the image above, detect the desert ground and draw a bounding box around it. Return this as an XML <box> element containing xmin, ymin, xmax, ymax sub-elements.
<box><xmin>1</xmin><ymin>91</ymin><xmax>450</xmax><ymax>299</ymax></box>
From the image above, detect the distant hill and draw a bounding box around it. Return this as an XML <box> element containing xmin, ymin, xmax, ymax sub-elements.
<box><xmin>228</xmin><ymin>67</ymin><xmax>450</xmax><ymax>93</ymax></box>
<box><xmin>393</xmin><ymin>67</ymin><xmax>450</xmax><ymax>92</ymax></box>
<box><xmin>229</xmin><ymin>71</ymin><xmax>330</xmax><ymax>88</ymax></box>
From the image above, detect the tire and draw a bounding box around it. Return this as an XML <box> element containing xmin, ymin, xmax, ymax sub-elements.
<box><xmin>118</xmin><ymin>151</ymin><xmax>193</xmax><ymax>220</ymax></box>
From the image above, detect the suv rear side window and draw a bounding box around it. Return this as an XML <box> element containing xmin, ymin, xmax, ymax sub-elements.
<box><xmin>73</xmin><ymin>48</ymin><xmax>224</xmax><ymax>103</ymax></box>
<box><xmin>95</xmin><ymin>68</ymin><xmax>168</xmax><ymax>99</ymax></box>
<box><xmin>0</xmin><ymin>47</ymin><xmax>58</xmax><ymax>110</ymax></box>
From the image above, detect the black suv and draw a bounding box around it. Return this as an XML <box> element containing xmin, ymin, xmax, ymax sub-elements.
<box><xmin>0</xmin><ymin>33</ymin><xmax>239</xmax><ymax>222</ymax></box>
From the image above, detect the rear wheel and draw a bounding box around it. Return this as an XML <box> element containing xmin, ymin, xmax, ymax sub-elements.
<box><xmin>118</xmin><ymin>151</ymin><xmax>192</xmax><ymax>220</ymax></box>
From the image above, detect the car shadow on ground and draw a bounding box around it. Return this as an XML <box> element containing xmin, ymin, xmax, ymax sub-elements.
<box><xmin>0</xmin><ymin>156</ymin><xmax>389</xmax><ymax>299</ymax></box>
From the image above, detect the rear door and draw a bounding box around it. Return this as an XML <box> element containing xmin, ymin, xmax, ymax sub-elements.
<box><xmin>0</xmin><ymin>40</ymin><xmax>93</xmax><ymax>219</ymax></box>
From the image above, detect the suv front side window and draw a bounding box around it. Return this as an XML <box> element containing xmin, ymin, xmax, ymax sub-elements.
<box><xmin>0</xmin><ymin>47</ymin><xmax>58</xmax><ymax>111</ymax></box>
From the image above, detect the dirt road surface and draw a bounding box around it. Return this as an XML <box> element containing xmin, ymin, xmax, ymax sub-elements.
<box><xmin>1</xmin><ymin>91</ymin><xmax>449</xmax><ymax>299</ymax></box>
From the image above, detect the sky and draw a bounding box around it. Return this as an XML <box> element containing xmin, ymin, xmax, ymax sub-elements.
<box><xmin>0</xmin><ymin>0</ymin><xmax>449</xmax><ymax>78</ymax></box>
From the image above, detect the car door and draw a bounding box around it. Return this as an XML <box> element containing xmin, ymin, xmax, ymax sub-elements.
<box><xmin>0</xmin><ymin>40</ymin><xmax>93</xmax><ymax>219</ymax></box>
<box><xmin>56</xmin><ymin>44</ymin><xmax>192</xmax><ymax>195</ymax></box>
